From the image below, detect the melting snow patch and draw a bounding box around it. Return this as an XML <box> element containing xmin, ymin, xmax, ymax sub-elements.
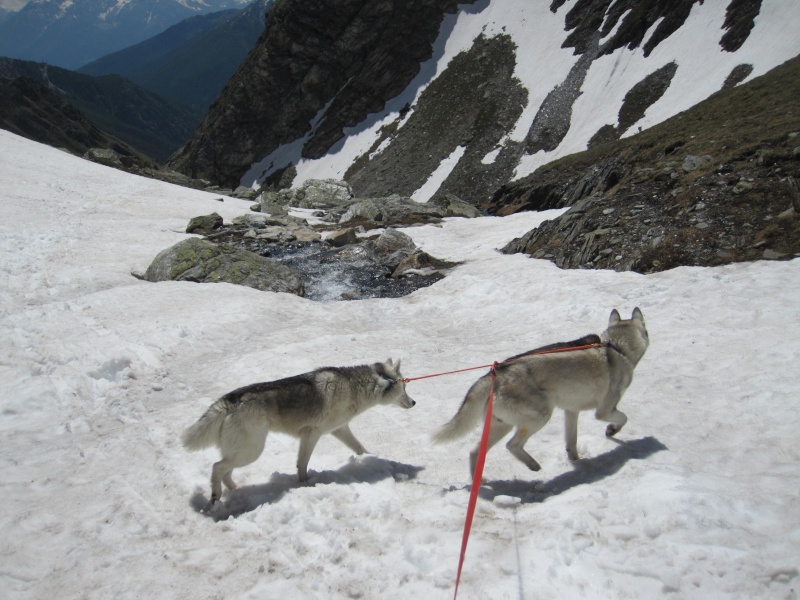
<box><xmin>411</xmin><ymin>145</ymin><xmax>466</xmax><ymax>203</ymax></box>
<box><xmin>87</xmin><ymin>357</ymin><xmax>132</xmax><ymax>382</ymax></box>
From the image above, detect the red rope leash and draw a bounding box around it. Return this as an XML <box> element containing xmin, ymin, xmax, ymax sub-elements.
<box><xmin>401</xmin><ymin>363</ymin><xmax>495</xmax><ymax>383</ymax></box>
<box><xmin>401</xmin><ymin>342</ymin><xmax>602</xmax><ymax>384</ymax></box>
<box><xmin>453</xmin><ymin>362</ymin><xmax>497</xmax><ymax>600</ymax></box>
<box><xmin>398</xmin><ymin>341</ymin><xmax>604</xmax><ymax>598</ymax></box>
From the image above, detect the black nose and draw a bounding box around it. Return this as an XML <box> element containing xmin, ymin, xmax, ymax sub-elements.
<box><xmin>411</xmin><ymin>400</ymin><xmax>416</xmax><ymax>407</ymax></box>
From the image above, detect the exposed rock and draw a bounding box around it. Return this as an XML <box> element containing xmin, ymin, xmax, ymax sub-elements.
<box><xmin>375</xmin><ymin>228</ymin><xmax>416</xmax><ymax>262</ymax></box>
<box><xmin>231</xmin><ymin>186</ymin><xmax>258</xmax><ymax>200</ymax></box>
<box><xmin>720</xmin><ymin>0</ymin><xmax>763</xmax><ymax>52</ymax></box>
<box><xmin>589</xmin><ymin>62</ymin><xmax>678</xmax><ymax>148</ymax></box>
<box><xmin>326</xmin><ymin>228</ymin><xmax>361</xmax><ymax>248</ymax></box>
<box><xmin>391</xmin><ymin>251</ymin><xmax>459</xmax><ymax>278</ymax></box>
<box><xmin>84</xmin><ymin>148</ymin><xmax>124</xmax><ymax>168</ymax></box>
<box><xmin>492</xmin><ymin>55</ymin><xmax>800</xmax><ymax>273</ymax></box>
<box><xmin>142</xmin><ymin>168</ymin><xmax>211</xmax><ymax>190</ymax></box>
<box><xmin>431</xmin><ymin>194</ymin><xmax>483</xmax><ymax>218</ymax></box>
<box><xmin>144</xmin><ymin>237</ymin><xmax>304</xmax><ymax>295</ymax></box>
<box><xmin>682</xmin><ymin>154</ymin><xmax>714</xmax><ymax>172</ymax></box>
<box><xmin>557</xmin><ymin>0</ymin><xmax>701</xmax><ymax>58</ymax></box>
<box><xmin>186</xmin><ymin>212</ymin><xmax>224</xmax><ymax>233</ymax></box>
<box><xmin>259</xmin><ymin>178</ymin><xmax>355</xmax><ymax>214</ymax></box>
<box><xmin>733</xmin><ymin>181</ymin><xmax>753</xmax><ymax>194</ymax></box>
<box><xmin>526</xmin><ymin>33</ymin><xmax>599</xmax><ymax>156</ymax></box>
<box><xmin>231</xmin><ymin>213</ymin><xmax>271</xmax><ymax>228</ymax></box>
<box><xmin>184</xmin><ymin>208</ymin><xmax>460</xmax><ymax>301</ymax></box>
<box><xmin>722</xmin><ymin>63</ymin><xmax>754</xmax><ymax>90</ymax></box>
<box><xmin>167</xmin><ymin>0</ymin><xmax>476</xmax><ymax>187</ymax></box>
<box><xmin>485</xmin><ymin>157</ymin><xmax>626</xmax><ymax>215</ymax></box>
<box><xmin>344</xmin><ymin>33</ymin><xmax>528</xmax><ymax>205</ymax></box>
<box><xmin>340</xmin><ymin>201</ymin><xmax>383</xmax><ymax>224</ymax></box>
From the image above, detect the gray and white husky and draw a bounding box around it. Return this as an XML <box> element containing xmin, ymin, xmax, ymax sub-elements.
<box><xmin>433</xmin><ymin>308</ymin><xmax>649</xmax><ymax>477</ymax></box>
<box><xmin>183</xmin><ymin>359</ymin><xmax>416</xmax><ymax>503</ymax></box>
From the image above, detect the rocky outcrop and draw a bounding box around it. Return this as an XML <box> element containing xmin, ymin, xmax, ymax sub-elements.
<box><xmin>588</xmin><ymin>62</ymin><xmax>678</xmax><ymax>148</ymax></box>
<box><xmin>158</xmin><ymin>182</ymin><xmax>467</xmax><ymax>301</ymax></box>
<box><xmin>257</xmin><ymin>178</ymin><xmax>473</xmax><ymax>224</ymax></box>
<box><xmin>497</xmin><ymin>56</ymin><xmax>800</xmax><ymax>273</ymax></box>
<box><xmin>0</xmin><ymin>75</ymin><xmax>151</xmax><ymax>164</ymax></box>
<box><xmin>144</xmin><ymin>237</ymin><xmax>305</xmax><ymax>295</ymax></box>
<box><xmin>344</xmin><ymin>32</ymin><xmax>527</xmax><ymax>205</ymax></box>
<box><xmin>167</xmin><ymin>0</ymin><xmax>476</xmax><ymax>187</ymax></box>
<box><xmin>164</xmin><ymin>0</ymin><xmax>773</xmax><ymax>209</ymax></box>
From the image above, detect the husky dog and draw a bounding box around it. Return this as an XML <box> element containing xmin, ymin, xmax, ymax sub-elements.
<box><xmin>183</xmin><ymin>359</ymin><xmax>416</xmax><ymax>504</ymax></box>
<box><xmin>433</xmin><ymin>309</ymin><xmax>649</xmax><ymax>477</ymax></box>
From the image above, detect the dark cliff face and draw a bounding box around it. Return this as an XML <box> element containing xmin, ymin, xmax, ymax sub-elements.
<box><xmin>167</xmin><ymin>0</ymin><xmax>474</xmax><ymax>188</ymax></box>
<box><xmin>167</xmin><ymin>0</ymin><xmax>768</xmax><ymax>201</ymax></box>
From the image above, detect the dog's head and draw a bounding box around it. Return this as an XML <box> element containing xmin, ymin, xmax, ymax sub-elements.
<box><xmin>375</xmin><ymin>358</ymin><xmax>416</xmax><ymax>408</ymax></box>
<box><xmin>605</xmin><ymin>307</ymin><xmax>649</xmax><ymax>364</ymax></box>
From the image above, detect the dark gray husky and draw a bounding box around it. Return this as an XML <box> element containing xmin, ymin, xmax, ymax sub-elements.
<box><xmin>184</xmin><ymin>359</ymin><xmax>415</xmax><ymax>503</ymax></box>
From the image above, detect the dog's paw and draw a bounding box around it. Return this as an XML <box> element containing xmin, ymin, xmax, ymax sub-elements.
<box><xmin>566</xmin><ymin>449</ymin><xmax>579</xmax><ymax>461</ymax></box>
<box><xmin>605</xmin><ymin>424</ymin><xmax>620</xmax><ymax>437</ymax></box>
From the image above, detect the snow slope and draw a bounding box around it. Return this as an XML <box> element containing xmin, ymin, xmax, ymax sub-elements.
<box><xmin>1</xmin><ymin>129</ymin><xmax>799</xmax><ymax>598</ymax></box>
<box><xmin>279</xmin><ymin>0</ymin><xmax>800</xmax><ymax>200</ymax></box>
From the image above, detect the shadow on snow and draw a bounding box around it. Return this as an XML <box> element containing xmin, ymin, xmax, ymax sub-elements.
<box><xmin>446</xmin><ymin>436</ymin><xmax>668</xmax><ymax>504</ymax></box>
<box><xmin>191</xmin><ymin>455</ymin><xmax>425</xmax><ymax>521</ymax></box>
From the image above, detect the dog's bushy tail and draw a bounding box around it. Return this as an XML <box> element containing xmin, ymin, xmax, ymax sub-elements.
<box><xmin>182</xmin><ymin>399</ymin><xmax>230</xmax><ymax>451</ymax></box>
<box><xmin>432</xmin><ymin>376</ymin><xmax>491</xmax><ymax>444</ymax></box>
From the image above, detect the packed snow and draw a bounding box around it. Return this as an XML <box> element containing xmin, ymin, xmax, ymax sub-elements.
<box><xmin>2</xmin><ymin>129</ymin><xmax>799</xmax><ymax>598</ymax></box>
<box><xmin>245</xmin><ymin>0</ymin><xmax>800</xmax><ymax>198</ymax></box>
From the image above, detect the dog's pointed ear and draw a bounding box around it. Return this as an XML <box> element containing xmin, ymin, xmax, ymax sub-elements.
<box><xmin>632</xmin><ymin>307</ymin><xmax>644</xmax><ymax>322</ymax></box>
<box><xmin>609</xmin><ymin>309</ymin><xmax>621</xmax><ymax>325</ymax></box>
<box><xmin>386</xmin><ymin>358</ymin><xmax>394</xmax><ymax>368</ymax></box>
<box><xmin>393</xmin><ymin>358</ymin><xmax>401</xmax><ymax>371</ymax></box>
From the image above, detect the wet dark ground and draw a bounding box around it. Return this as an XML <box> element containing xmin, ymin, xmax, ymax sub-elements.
<box><xmin>209</xmin><ymin>229</ymin><xmax>444</xmax><ymax>302</ymax></box>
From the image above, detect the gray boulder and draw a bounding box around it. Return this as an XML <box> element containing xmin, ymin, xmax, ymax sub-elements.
<box><xmin>186</xmin><ymin>212</ymin><xmax>224</xmax><ymax>233</ymax></box>
<box><xmin>391</xmin><ymin>251</ymin><xmax>459</xmax><ymax>278</ymax></box>
<box><xmin>340</xmin><ymin>200</ymin><xmax>383</xmax><ymax>223</ymax></box>
<box><xmin>259</xmin><ymin>179</ymin><xmax>354</xmax><ymax>214</ymax></box>
<box><xmin>326</xmin><ymin>228</ymin><xmax>361</xmax><ymax>247</ymax></box>
<box><xmin>84</xmin><ymin>148</ymin><xmax>123</xmax><ymax>168</ymax></box>
<box><xmin>372</xmin><ymin>228</ymin><xmax>417</xmax><ymax>266</ymax></box>
<box><xmin>431</xmin><ymin>193</ymin><xmax>483</xmax><ymax>218</ymax></box>
<box><xmin>682</xmin><ymin>155</ymin><xmax>714</xmax><ymax>172</ymax></box>
<box><xmin>144</xmin><ymin>238</ymin><xmax>304</xmax><ymax>296</ymax></box>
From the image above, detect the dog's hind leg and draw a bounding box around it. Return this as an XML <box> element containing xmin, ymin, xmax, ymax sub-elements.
<box><xmin>564</xmin><ymin>410</ymin><xmax>580</xmax><ymax>461</ymax></box>
<box><xmin>297</xmin><ymin>427</ymin><xmax>322</xmax><ymax>483</ymax></box>
<box><xmin>469</xmin><ymin>417</ymin><xmax>512</xmax><ymax>478</ymax></box>
<box><xmin>331</xmin><ymin>424</ymin><xmax>367</xmax><ymax>455</ymax></box>
<box><xmin>210</xmin><ymin>419</ymin><xmax>269</xmax><ymax>504</ymax></box>
<box><xmin>505</xmin><ymin>405</ymin><xmax>553</xmax><ymax>472</ymax></box>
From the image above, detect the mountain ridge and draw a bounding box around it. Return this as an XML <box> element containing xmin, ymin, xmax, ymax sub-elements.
<box><xmin>0</xmin><ymin>0</ymin><xmax>250</xmax><ymax>69</ymax></box>
<box><xmin>0</xmin><ymin>57</ymin><xmax>200</xmax><ymax>162</ymax></box>
<box><xmin>78</xmin><ymin>0</ymin><xmax>272</xmax><ymax>111</ymax></box>
<box><xmin>166</xmin><ymin>0</ymin><xmax>800</xmax><ymax>205</ymax></box>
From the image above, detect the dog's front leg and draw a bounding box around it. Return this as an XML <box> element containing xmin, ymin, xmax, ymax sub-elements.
<box><xmin>297</xmin><ymin>427</ymin><xmax>322</xmax><ymax>482</ymax></box>
<box><xmin>564</xmin><ymin>410</ymin><xmax>580</xmax><ymax>460</ymax></box>
<box><xmin>331</xmin><ymin>424</ymin><xmax>367</xmax><ymax>455</ymax></box>
<box><xmin>596</xmin><ymin>402</ymin><xmax>627</xmax><ymax>437</ymax></box>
